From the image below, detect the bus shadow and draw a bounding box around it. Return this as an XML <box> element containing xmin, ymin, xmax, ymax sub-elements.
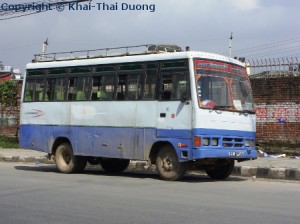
<box><xmin>14</xmin><ymin>165</ymin><xmax>247</xmax><ymax>183</ymax></box>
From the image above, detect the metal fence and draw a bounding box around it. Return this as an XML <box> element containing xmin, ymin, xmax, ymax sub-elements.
<box><xmin>246</xmin><ymin>57</ymin><xmax>300</xmax><ymax>78</ymax></box>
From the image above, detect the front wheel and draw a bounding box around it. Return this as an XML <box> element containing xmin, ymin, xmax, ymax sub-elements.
<box><xmin>55</xmin><ymin>143</ymin><xmax>87</xmax><ymax>174</ymax></box>
<box><xmin>156</xmin><ymin>145</ymin><xmax>187</xmax><ymax>181</ymax></box>
<box><xmin>205</xmin><ymin>159</ymin><xmax>234</xmax><ymax>180</ymax></box>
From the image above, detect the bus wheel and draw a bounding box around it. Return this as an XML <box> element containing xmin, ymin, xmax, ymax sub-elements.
<box><xmin>55</xmin><ymin>143</ymin><xmax>87</xmax><ymax>174</ymax></box>
<box><xmin>205</xmin><ymin>159</ymin><xmax>234</xmax><ymax>180</ymax></box>
<box><xmin>156</xmin><ymin>145</ymin><xmax>187</xmax><ymax>181</ymax></box>
<box><xmin>100</xmin><ymin>158</ymin><xmax>130</xmax><ymax>173</ymax></box>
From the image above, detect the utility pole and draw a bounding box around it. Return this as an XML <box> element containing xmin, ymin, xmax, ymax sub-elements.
<box><xmin>229</xmin><ymin>32</ymin><xmax>233</xmax><ymax>58</ymax></box>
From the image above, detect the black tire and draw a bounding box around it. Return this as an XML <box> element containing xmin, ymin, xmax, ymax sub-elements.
<box><xmin>100</xmin><ymin>158</ymin><xmax>130</xmax><ymax>173</ymax></box>
<box><xmin>156</xmin><ymin>145</ymin><xmax>187</xmax><ymax>181</ymax></box>
<box><xmin>55</xmin><ymin>143</ymin><xmax>87</xmax><ymax>173</ymax></box>
<box><xmin>206</xmin><ymin>160</ymin><xmax>234</xmax><ymax>180</ymax></box>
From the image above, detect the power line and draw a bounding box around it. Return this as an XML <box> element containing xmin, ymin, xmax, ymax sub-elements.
<box><xmin>246</xmin><ymin>44</ymin><xmax>300</xmax><ymax>58</ymax></box>
<box><xmin>222</xmin><ymin>36</ymin><xmax>300</xmax><ymax>59</ymax></box>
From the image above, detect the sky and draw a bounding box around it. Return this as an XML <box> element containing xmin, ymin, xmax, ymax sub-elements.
<box><xmin>1</xmin><ymin>0</ymin><xmax>300</xmax><ymax>72</ymax></box>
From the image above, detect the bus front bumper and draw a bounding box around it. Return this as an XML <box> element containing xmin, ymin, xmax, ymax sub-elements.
<box><xmin>191</xmin><ymin>147</ymin><xmax>258</xmax><ymax>160</ymax></box>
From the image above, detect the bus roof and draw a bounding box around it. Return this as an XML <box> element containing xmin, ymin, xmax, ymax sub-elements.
<box><xmin>26</xmin><ymin>51</ymin><xmax>245</xmax><ymax>70</ymax></box>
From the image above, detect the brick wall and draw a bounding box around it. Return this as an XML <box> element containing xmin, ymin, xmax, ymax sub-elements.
<box><xmin>250</xmin><ymin>76</ymin><xmax>300</xmax><ymax>154</ymax></box>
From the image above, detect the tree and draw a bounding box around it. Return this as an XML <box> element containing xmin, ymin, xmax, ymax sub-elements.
<box><xmin>0</xmin><ymin>81</ymin><xmax>18</xmax><ymax>107</ymax></box>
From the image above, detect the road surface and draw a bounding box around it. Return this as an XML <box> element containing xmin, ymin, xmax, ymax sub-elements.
<box><xmin>0</xmin><ymin>162</ymin><xmax>299</xmax><ymax>224</ymax></box>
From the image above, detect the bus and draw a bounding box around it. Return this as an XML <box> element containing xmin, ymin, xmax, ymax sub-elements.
<box><xmin>20</xmin><ymin>44</ymin><xmax>257</xmax><ymax>181</ymax></box>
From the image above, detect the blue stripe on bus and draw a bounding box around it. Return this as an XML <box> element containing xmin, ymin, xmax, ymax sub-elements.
<box><xmin>19</xmin><ymin>125</ymin><xmax>257</xmax><ymax>161</ymax></box>
<box><xmin>192</xmin><ymin>128</ymin><xmax>255</xmax><ymax>138</ymax></box>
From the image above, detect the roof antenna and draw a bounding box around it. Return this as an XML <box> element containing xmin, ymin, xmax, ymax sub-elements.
<box><xmin>42</xmin><ymin>38</ymin><xmax>48</xmax><ymax>60</ymax></box>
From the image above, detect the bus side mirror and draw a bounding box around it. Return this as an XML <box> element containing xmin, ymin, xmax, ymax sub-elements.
<box><xmin>180</xmin><ymin>93</ymin><xmax>189</xmax><ymax>103</ymax></box>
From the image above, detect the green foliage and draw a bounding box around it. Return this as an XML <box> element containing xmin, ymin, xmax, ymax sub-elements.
<box><xmin>0</xmin><ymin>80</ymin><xmax>18</xmax><ymax>107</ymax></box>
<box><xmin>0</xmin><ymin>135</ymin><xmax>19</xmax><ymax>148</ymax></box>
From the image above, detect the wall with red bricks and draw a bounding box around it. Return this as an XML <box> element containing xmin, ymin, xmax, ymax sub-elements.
<box><xmin>250</xmin><ymin>76</ymin><xmax>300</xmax><ymax>151</ymax></box>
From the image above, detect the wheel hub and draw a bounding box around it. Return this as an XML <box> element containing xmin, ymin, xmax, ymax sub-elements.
<box><xmin>162</xmin><ymin>157</ymin><xmax>173</xmax><ymax>172</ymax></box>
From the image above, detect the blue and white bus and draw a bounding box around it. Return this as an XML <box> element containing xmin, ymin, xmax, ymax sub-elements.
<box><xmin>20</xmin><ymin>45</ymin><xmax>257</xmax><ymax>180</ymax></box>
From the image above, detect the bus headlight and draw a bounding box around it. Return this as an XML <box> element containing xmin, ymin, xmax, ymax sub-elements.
<box><xmin>245</xmin><ymin>139</ymin><xmax>250</xmax><ymax>147</ymax></box>
<box><xmin>202</xmin><ymin>138</ymin><xmax>210</xmax><ymax>146</ymax></box>
<box><xmin>212</xmin><ymin>138</ymin><xmax>218</xmax><ymax>146</ymax></box>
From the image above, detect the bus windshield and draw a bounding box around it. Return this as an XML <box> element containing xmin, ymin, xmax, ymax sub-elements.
<box><xmin>195</xmin><ymin>59</ymin><xmax>254</xmax><ymax>113</ymax></box>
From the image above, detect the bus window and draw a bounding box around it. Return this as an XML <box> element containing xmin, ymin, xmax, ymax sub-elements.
<box><xmin>127</xmin><ymin>74</ymin><xmax>142</xmax><ymax>100</ymax></box>
<box><xmin>24</xmin><ymin>79</ymin><xmax>35</xmax><ymax>102</ymax></box>
<box><xmin>46</xmin><ymin>78</ymin><xmax>67</xmax><ymax>101</ymax></box>
<box><xmin>160</xmin><ymin>72</ymin><xmax>189</xmax><ymax>100</ymax></box>
<box><xmin>116</xmin><ymin>75</ymin><xmax>126</xmax><ymax>100</ymax></box>
<box><xmin>143</xmin><ymin>70</ymin><xmax>157</xmax><ymax>100</ymax></box>
<box><xmin>34</xmin><ymin>79</ymin><xmax>45</xmax><ymax>101</ymax></box>
<box><xmin>75</xmin><ymin>77</ymin><xmax>89</xmax><ymax>101</ymax></box>
<box><xmin>91</xmin><ymin>75</ymin><xmax>114</xmax><ymax>101</ymax></box>
<box><xmin>55</xmin><ymin>78</ymin><xmax>66</xmax><ymax>101</ymax></box>
<box><xmin>197</xmin><ymin>76</ymin><xmax>229</xmax><ymax>107</ymax></box>
<box><xmin>101</xmin><ymin>76</ymin><xmax>114</xmax><ymax>100</ymax></box>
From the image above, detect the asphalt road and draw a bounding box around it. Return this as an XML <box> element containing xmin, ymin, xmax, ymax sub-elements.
<box><xmin>0</xmin><ymin>162</ymin><xmax>299</xmax><ymax>224</ymax></box>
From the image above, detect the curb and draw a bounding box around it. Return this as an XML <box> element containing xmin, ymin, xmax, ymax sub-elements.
<box><xmin>233</xmin><ymin>166</ymin><xmax>300</xmax><ymax>181</ymax></box>
<box><xmin>1</xmin><ymin>156</ymin><xmax>299</xmax><ymax>181</ymax></box>
<box><xmin>0</xmin><ymin>155</ymin><xmax>53</xmax><ymax>164</ymax></box>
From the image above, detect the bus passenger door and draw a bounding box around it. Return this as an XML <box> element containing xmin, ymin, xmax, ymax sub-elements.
<box><xmin>156</xmin><ymin>72</ymin><xmax>192</xmax><ymax>139</ymax></box>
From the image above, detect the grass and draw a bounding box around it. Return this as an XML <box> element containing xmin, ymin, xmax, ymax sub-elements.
<box><xmin>0</xmin><ymin>135</ymin><xmax>19</xmax><ymax>148</ymax></box>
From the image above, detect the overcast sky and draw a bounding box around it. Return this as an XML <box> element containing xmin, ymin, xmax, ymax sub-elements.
<box><xmin>1</xmin><ymin>0</ymin><xmax>300</xmax><ymax>72</ymax></box>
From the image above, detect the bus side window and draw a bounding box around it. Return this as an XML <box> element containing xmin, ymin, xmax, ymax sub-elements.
<box><xmin>34</xmin><ymin>80</ymin><xmax>44</xmax><ymax>101</ymax></box>
<box><xmin>143</xmin><ymin>70</ymin><xmax>157</xmax><ymax>100</ymax></box>
<box><xmin>54</xmin><ymin>78</ymin><xmax>66</xmax><ymax>101</ymax></box>
<box><xmin>160</xmin><ymin>74</ymin><xmax>173</xmax><ymax>100</ymax></box>
<box><xmin>160</xmin><ymin>72</ymin><xmax>189</xmax><ymax>101</ymax></box>
<box><xmin>24</xmin><ymin>80</ymin><xmax>35</xmax><ymax>102</ymax></box>
<box><xmin>116</xmin><ymin>75</ymin><xmax>126</xmax><ymax>101</ymax></box>
<box><xmin>68</xmin><ymin>77</ymin><xmax>77</xmax><ymax>101</ymax></box>
<box><xmin>91</xmin><ymin>75</ymin><xmax>110</xmax><ymax>101</ymax></box>
<box><xmin>46</xmin><ymin>78</ymin><xmax>55</xmax><ymax>101</ymax></box>
<box><xmin>75</xmin><ymin>77</ymin><xmax>89</xmax><ymax>101</ymax></box>
<box><xmin>101</xmin><ymin>75</ymin><xmax>114</xmax><ymax>100</ymax></box>
<box><xmin>127</xmin><ymin>74</ymin><xmax>142</xmax><ymax>100</ymax></box>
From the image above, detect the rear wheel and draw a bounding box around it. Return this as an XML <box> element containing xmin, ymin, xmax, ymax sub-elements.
<box><xmin>156</xmin><ymin>145</ymin><xmax>187</xmax><ymax>181</ymax></box>
<box><xmin>55</xmin><ymin>143</ymin><xmax>87</xmax><ymax>173</ymax></box>
<box><xmin>100</xmin><ymin>158</ymin><xmax>130</xmax><ymax>173</ymax></box>
<box><xmin>206</xmin><ymin>159</ymin><xmax>234</xmax><ymax>180</ymax></box>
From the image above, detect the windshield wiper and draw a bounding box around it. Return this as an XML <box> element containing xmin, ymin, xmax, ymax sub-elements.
<box><xmin>210</xmin><ymin>105</ymin><xmax>232</xmax><ymax>110</ymax></box>
<box><xmin>239</xmin><ymin>109</ymin><xmax>255</xmax><ymax>114</ymax></box>
<box><xmin>211</xmin><ymin>105</ymin><xmax>232</xmax><ymax>110</ymax></box>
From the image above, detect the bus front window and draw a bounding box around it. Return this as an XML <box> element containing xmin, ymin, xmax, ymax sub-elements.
<box><xmin>196</xmin><ymin>75</ymin><xmax>255</xmax><ymax>112</ymax></box>
<box><xmin>232</xmin><ymin>78</ymin><xmax>254</xmax><ymax>112</ymax></box>
<box><xmin>197</xmin><ymin>75</ymin><xmax>230</xmax><ymax>109</ymax></box>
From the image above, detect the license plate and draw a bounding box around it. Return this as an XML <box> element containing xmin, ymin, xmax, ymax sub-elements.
<box><xmin>229</xmin><ymin>152</ymin><xmax>244</xmax><ymax>157</ymax></box>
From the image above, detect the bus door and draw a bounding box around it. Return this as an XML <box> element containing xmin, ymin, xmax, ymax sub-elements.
<box><xmin>156</xmin><ymin>71</ymin><xmax>192</xmax><ymax>139</ymax></box>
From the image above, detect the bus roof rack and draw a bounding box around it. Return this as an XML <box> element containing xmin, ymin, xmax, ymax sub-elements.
<box><xmin>33</xmin><ymin>44</ymin><xmax>182</xmax><ymax>63</ymax></box>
